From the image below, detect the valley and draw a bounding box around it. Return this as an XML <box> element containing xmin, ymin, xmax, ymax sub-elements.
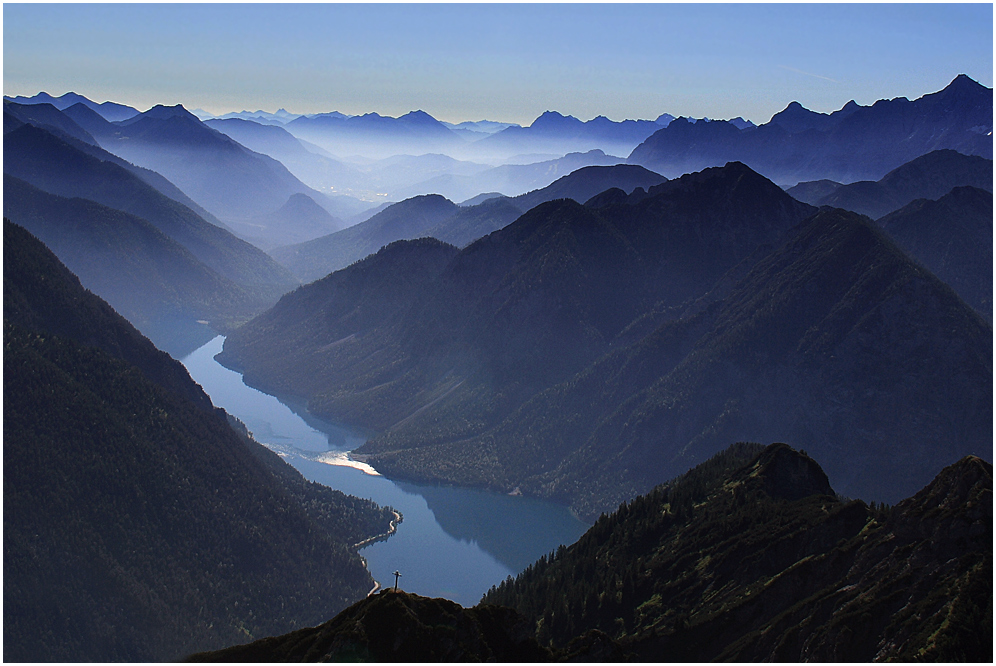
<box><xmin>180</xmin><ymin>335</ymin><xmax>588</xmax><ymax>608</ymax></box>
<box><xmin>3</xmin><ymin>8</ymin><xmax>992</xmax><ymax>658</ymax></box>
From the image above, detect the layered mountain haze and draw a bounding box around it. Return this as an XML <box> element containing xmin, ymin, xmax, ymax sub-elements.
<box><xmin>472</xmin><ymin>110</ymin><xmax>669</xmax><ymax>161</ymax></box>
<box><xmin>203</xmin><ymin>117</ymin><xmax>369</xmax><ymax>201</ymax></box>
<box><xmin>3</xmin><ymin>220</ymin><xmax>396</xmax><ymax>662</ymax></box>
<box><xmin>239</xmin><ymin>193</ymin><xmax>346</xmax><ymax>250</ymax></box>
<box><xmin>787</xmin><ymin>149</ymin><xmax>993</xmax><ymax>219</ymax></box>
<box><xmin>402</xmin><ymin>149</ymin><xmax>628</xmax><ymax>204</ymax></box>
<box><xmin>879</xmin><ymin>185</ymin><xmax>993</xmax><ymax>321</ymax></box>
<box><xmin>2</xmin><ymin>121</ymin><xmax>295</xmax><ymax>290</ymax></box>
<box><xmin>270</xmin><ymin>194</ymin><xmax>462</xmax><ymax>282</ymax></box>
<box><xmin>269</xmin><ymin>163</ymin><xmax>669</xmax><ymax>283</ymax></box>
<box><xmin>3</xmin><ymin>99</ymin><xmax>100</xmax><ymax>145</ymax></box>
<box><xmin>4</xmin><ymin>67</ymin><xmax>992</xmax><ymax>663</ymax></box>
<box><xmin>3</xmin><ymin>176</ymin><xmax>253</xmax><ymax>353</ymax></box>
<box><xmin>71</xmin><ymin>103</ymin><xmax>332</xmax><ymax>228</ymax></box>
<box><xmin>285</xmin><ymin>109</ymin><xmax>468</xmax><ymax>160</ymax></box>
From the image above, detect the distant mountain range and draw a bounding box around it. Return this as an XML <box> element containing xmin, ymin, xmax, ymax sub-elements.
<box><xmin>630</xmin><ymin>74</ymin><xmax>993</xmax><ymax>186</ymax></box>
<box><xmin>4</xmin><ymin>91</ymin><xmax>140</xmax><ymax>121</ymax></box>
<box><xmin>192</xmin><ymin>443</ymin><xmax>992</xmax><ymax>663</ymax></box>
<box><xmin>3</xmin><ymin>220</ymin><xmax>396</xmax><ymax>662</ymax></box>
<box><xmin>285</xmin><ymin>110</ymin><xmax>468</xmax><ymax>160</ymax></box>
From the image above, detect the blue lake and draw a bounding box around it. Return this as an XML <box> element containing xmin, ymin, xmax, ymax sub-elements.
<box><xmin>181</xmin><ymin>336</ymin><xmax>588</xmax><ymax>607</ymax></box>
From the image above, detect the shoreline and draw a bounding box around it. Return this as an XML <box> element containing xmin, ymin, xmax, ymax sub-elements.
<box><xmin>355</xmin><ymin>510</ymin><xmax>403</xmax><ymax>597</ymax></box>
<box><xmin>354</xmin><ymin>509</ymin><xmax>402</xmax><ymax>550</ymax></box>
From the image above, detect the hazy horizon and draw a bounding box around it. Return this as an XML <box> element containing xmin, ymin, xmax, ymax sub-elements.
<box><xmin>4</xmin><ymin>3</ymin><xmax>992</xmax><ymax>126</ymax></box>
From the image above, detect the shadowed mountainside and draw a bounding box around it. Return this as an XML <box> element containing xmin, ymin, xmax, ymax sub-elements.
<box><xmin>191</xmin><ymin>444</ymin><xmax>992</xmax><ymax>663</ymax></box>
<box><xmin>3</xmin><ymin>220</ymin><xmax>396</xmax><ymax>662</ymax></box>
<box><xmin>787</xmin><ymin>149</ymin><xmax>992</xmax><ymax>218</ymax></box>
<box><xmin>879</xmin><ymin>185</ymin><xmax>993</xmax><ymax>321</ymax></box>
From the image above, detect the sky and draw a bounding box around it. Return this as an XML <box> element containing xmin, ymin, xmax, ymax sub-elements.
<box><xmin>3</xmin><ymin>3</ymin><xmax>993</xmax><ymax>126</ymax></box>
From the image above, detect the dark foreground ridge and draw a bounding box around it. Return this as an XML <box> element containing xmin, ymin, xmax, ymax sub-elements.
<box><xmin>190</xmin><ymin>443</ymin><xmax>992</xmax><ymax>662</ymax></box>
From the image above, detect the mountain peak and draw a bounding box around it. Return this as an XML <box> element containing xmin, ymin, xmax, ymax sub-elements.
<box><xmin>139</xmin><ymin>103</ymin><xmax>198</xmax><ymax>122</ymax></box>
<box><xmin>947</xmin><ymin>73</ymin><xmax>986</xmax><ymax>91</ymax></box>
<box><xmin>530</xmin><ymin>110</ymin><xmax>582</xmax><ymax>129</ymax></box>
<box><xmin>744</xmin><ymin>444</ymin><xmax>834</xmax><ymax>501</ymax></box>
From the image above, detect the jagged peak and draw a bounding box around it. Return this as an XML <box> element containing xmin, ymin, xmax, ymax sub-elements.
<box><xmin>898</xmin><ymin>454</ymin><xmax>993</xmax><ymax>518</ymax></box>
<box><xmin>742</xmin><ymin>443</ymin><xmax>834</xmax><ymax>501</ymax></box>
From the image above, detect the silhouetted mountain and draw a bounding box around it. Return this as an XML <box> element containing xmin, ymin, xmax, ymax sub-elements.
<box><xmin>3</xmin><ymin>122</ymin><xmax>297</xmax><ymax>301</ymax></box>
<box><xmin>4</xmin><ymin>99</ymin><xmax>98</xmax><ymax>145</ymax></box>
<box><xmin>77</xmin><ymin>103</ymin><xmax>330</xmax><ymax>225</ymax></box>
<box><xmin>3</xmin><ymin>176</ymin><xmax>254</xmax><ymax>351</ymax></box>
<box><xmin>511</xmin><ymin>164</ymin><xmax>666</xmax><ymax>212</ymax></box>
<box><xmin>3</xmin><ymin>220</ymin><xmax>396</xmax><ymax>662</ymax></box>
<box><xmin>269</xmin><ymin>164</ymin><xmax>669</xmax><ymax>282</ymax></box>
<box><xmin>475</xmin><ymin>111</ymin><xmax>667</xmax><ymax>161</ymax></box>
<box><xmin>188</xmin><ymin>591</ymin><xmax>557</xmax><ymax>662</ymax></box>
<box><xmin>219</xmin><ymin>238</ymin><xmax>460</xmax><ymax>404</ymax></box>
<box><xmin>424</xmin><ymin>197</ymin><xmax>525</xmax><ymax>249</ymax></box>
<box><xmin>487</xmin><ymin>207</ymin><xmax>990</xmax><ymax>517</ymax></box>
<box><xmin>285</xmin><ymin>109</ymin><xmax>466</xmax><ymax>160</ymax></box>
<box><xmin>484</xmin><ymin>443</ymin><xmax>992</xmax><ymax>662</ymax></box>
<box><xmin>791</xmin><ymin>149</ymin><xmax>993</xmax><ymax>218</ymax></box>
<box><xmin>631</xmin><ymin>75</ymin><xmax>993</xmax><ymax>185</ymax></box>
<box><xmin>4</xmin><ymin>90</ymin><xmax>139</xmax><ymax>121</ymax></box>
<box><xmin>269</xmin><ymin>194</ymin><xmax>461</xmax><ymax>282</ymax></box>
<box><xmin>784</xmin><ymin>178</ymin><xmax>843</xmax><ymax>203</ymax></box>
<box><xmin>224</xmin><ymin>164</ymin><xmax>825</xmax><ymax>512</ymax></box>
<box><xmin>403</xmin><ymin>149</ymin><xmax>626</xmax><ymax>203</ymax></box>
<box><xmin>879</xmin><ymin>186</ymin><xmax>993</xmax><ymax>320</ymax></box>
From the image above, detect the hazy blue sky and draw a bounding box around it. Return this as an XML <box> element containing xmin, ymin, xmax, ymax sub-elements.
<box><xmin>4</xmin><ymin>3</ymin><xmax>992</xmax><ymax>125</ymax></box>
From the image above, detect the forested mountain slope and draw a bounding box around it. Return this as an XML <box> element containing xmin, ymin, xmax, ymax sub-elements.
<box><xmin>484</xmin><ymin>443</ymin><xmax>992</xmax><ymax>662</ymax></box>
<box><xmin>3</xmin><ymin>221</ymin><xmax>395</xmax><ymax>662</ymax></box>
<box><xmin>193</xmin><ymin>444</ymin><xmax>992</xmax><ymax>663</ymax></box>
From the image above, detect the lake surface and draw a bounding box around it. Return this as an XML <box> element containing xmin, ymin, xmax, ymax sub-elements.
<box><xmin>181</xmin><ymin>336</ymin><xmax>588</xmax><ymax>607</ymax></box>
